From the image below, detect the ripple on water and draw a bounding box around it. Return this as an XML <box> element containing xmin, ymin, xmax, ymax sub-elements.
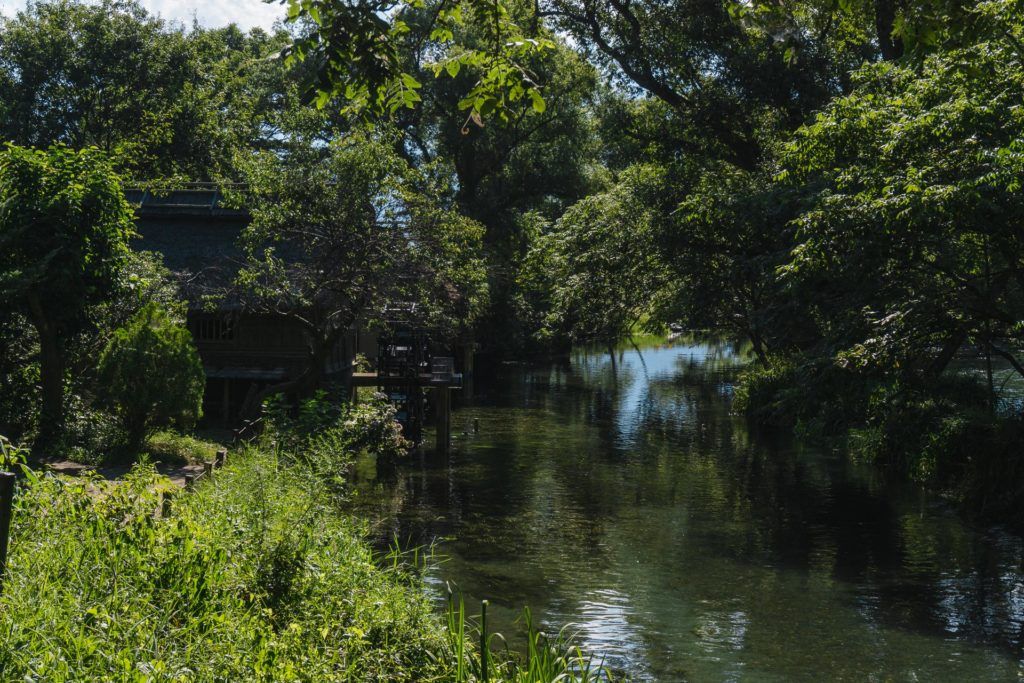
<box><xmin>364</xmin><ymin>337</ymin><xmax>1024</xmax><ymax>682</ymax></box>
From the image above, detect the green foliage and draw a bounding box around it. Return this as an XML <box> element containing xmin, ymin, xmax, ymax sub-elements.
<box><xmin>264</xmin><ymin>391</ymin><xmax>411</xmax><ymax>494</ymax></box>
<box><xmin>0</xmin><ymin>451</ymin><xmax>453</xmax><ymax>681</ymax></box>
<box><xmin>97</xmin><ymin>303</ymin><xmax>205</xmax><ymax>456</ymax></box>
<box><xmin>0</xmin><ymin>311</ymin><xmax>38</xmax><ymax>440</ymax></box>
<box><xmin>0</xmin><ymin>0</ymin><xmax>294</xmax><ymax>179</ymax></box>
<box><xmin>145</xmin><ymin>430</ymin><xmax>221</xmax><ymax>466</ymax></box>
<box><xmin>658</xmin><ymin>164</ymin><xmax>807</xmax><ymax>362</ymax></box>
<box><xmin>0</xmin><ymin>144</ymin><xmax>134</xmax><ymax>333</ymax></box>
<box><xmin>0</xmin><ymin>434</ymin><xmax>28</xmax><ymax>471</ymax></box>
<box><xmin>234</xmin><ymin>132</ymin><xmax>487</xmax><ymax>397</ymax></box>
<box><xmin>733</xmin><ymin>356</ymin><xmax>876</xmax><ymax>435</ymax></box>
<box><xmin>0</xmin><ymin>426</ymin><xmax>619</xmax><ymax>681</ymax></box>
<box><xmin>779</xmin><ymin>1</ymin><xmax>1024</xmax><ymax>379</ymax></box>
<box><xmin>439</xmin><ymin>594</ymin><xmax>622</xmax><ymax>682</ymax></box>
<box><xmin>283</xmin><ymin>0</ymin><xmax>552</xmax><ymax>119</ymax></box>
<box><xmin>408</xmin><ymin>24</ymin><xmax>604</xmax><ymax>354</ymax></box>
<box><xmin>0</xmin><ymin>143</ymin><xmax>134</xmax><ymax>445</ymax></box>
<box><xmin>537</xmin><ymin>164</ymin><xmax>669</xmax><ymax>345</ymax></box>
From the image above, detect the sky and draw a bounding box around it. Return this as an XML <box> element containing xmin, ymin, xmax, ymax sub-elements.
<box><xmin>0</xmin><ymin>0</ymin><xmax>286</xmax><ymax>30</ymax></box>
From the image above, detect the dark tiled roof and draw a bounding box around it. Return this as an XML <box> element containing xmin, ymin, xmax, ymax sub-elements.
<box><xmin>126</xmin><ymin>184</ymin><xmax>248</xmax><ymax>218</ymax></box>
<box><xmin>130</xmin><ymin>187</ymin><xmax>249</xmax><ymax>299</ymax></box>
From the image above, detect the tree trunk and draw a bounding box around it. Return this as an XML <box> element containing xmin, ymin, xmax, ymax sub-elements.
<box><xmin>927</xmin><ymin>329</ymin><xmax>966</xmax><ymax>376</ymax></box>
<box><xmin>874</xmin><ymin>0</ymin><xmax>905</xmax><ymax>61</ymax></box>
<box><xmin>27</xmin><ymin>294</ymin><xmax>63</xmax><ymax>451</ymax></box>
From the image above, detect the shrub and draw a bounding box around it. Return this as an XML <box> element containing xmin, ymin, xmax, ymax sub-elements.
<box><xmin>734</xmin><ymin>355</ymin><xmax>875</xmax><ymax>435</ymax></box>
<box><xmin>263</xmin><ymin>391</ymin><xmax>410</xmax><ymax>497</ymax></box>
<box><xmin>145</xmin><ymin>430</ymin><xmax>220</xmax><ymax>465</ymax></box>
<box><xmin>97</xmin><ymin>303</ymin><xmax>205</xmax><ymax>458</ymax></box>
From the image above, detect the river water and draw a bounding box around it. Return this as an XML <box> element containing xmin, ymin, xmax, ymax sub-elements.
<box><xmin>355</xmin><ymin>336</ymin><xmax>1024</xmax><ymax>681</ymax></box>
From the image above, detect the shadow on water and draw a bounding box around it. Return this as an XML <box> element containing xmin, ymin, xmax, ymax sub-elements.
<box><xmin>352</xmin><ymin>335</ymin><xmax>1024</xmax><ymax>681</ymax></box>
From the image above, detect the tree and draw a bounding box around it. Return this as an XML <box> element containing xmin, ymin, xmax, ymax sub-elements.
<box><xmin>396</xmin><ymin>6</ymin><xmax>606</xmax><ymax>352</ymax></box>
<box><xmin>281</xmin><ymin>0</ymin><xmax>552</xmax><ymax>119</ymax></box>
<box><xmin>97</xmin><ymin>303</ymin><xmax>205</xmax><ymax>455</ymax></box>
<box><xmin>657</xmin><ymin>165</ymin><xmax>808</xmax><ymax>363</ymax></box>
<box><xmin>234</xmin><ymin>132</ymin><xmax>488</xmax><ymax>401</ymax></box>
<box><xmin>0</xmin><ymin>144</ymin><xmax>134</xmax><ymax>448</ymax></box>
<box><xmin>536</xmin><ymin>164</ymin><xmax>669</xmax><ymax>348</ymax></box>
<box><xmin>0</xmin><ymin>0</ymin><xmax>293</xmax><ymax>179</ymax></box>
<box><xmin>778</xmin><ymin>0</ymin><xmax>1024</xmax><ymax>386</ymax></box>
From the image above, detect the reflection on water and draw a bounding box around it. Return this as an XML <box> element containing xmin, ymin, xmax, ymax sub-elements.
<box><xmin>353</xmin><ymin>336</ymin><xmax>1024</xmax><ymax>681</ymax></box>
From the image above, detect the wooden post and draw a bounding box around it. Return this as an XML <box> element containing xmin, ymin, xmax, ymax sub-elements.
<box><xmin>480</xmin><ymin>599</ymin><xmax>489</xmax><ymax>681</ymax></box>
<box><xmin>161</xmin><ymin>492</ymin><xmax>174</xmax><ymax>518</ymax></box>
<box><xmin>0</xmin><ymin>472</ymin><xmax>14</xmax><ymax>592</ymax></box>
<box><xmin>435</xmin><ymin>387</ymin><xmax>450</xmax><ymax>456</ymax></box>
<box><xmin>185</xmin><ymin>473</ymin><xmax>195</xmax><ymax>491</ymax></box>
<box><xmin>215</xmin><ymin>448</ymin><xmax>227</xmax><ymax>468</ymax></box>
<box><xmin>204</xmin><ymin>461</ymin><xmax>214</xmax><ymax>480</ymax></box>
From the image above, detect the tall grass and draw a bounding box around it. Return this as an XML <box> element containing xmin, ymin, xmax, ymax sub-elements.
<box><xmin>437</xmin><ymin>588</ymin><xmax>621</xmax><ymax>682</ymax></box>
<box><xmin>0</xmin><ymin>450</ymin><xmax>452</xmax><ymax>681</ymax></box>
<box><xmin>0</xmin><ymin>437</ymin><xmax>624</xmax><ymax>681</ymax></box>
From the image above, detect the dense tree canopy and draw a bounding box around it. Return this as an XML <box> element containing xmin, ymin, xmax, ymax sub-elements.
<box><xmin>234</xmin><ymin>132</ymin><xmax>487</xmax><ymax>401</ymax></box>
<box><xmin>2</xmin><ymin>0</ymin><xmax>1024</xmax><ymax>507</ymax></box>
<box><xmin>779</xmin><ymin>7</ymin><xmax>1024</xmax><ymax>379</ymax></box>
<box><xmin>0</xmin><ymin>144</ymin><xmax>134</xmax><ymax>446</ymax></box>
<box><xmin>0</xmin><ymin>0</ymin><xmax>293</xmax><ymax>179</ymax></box>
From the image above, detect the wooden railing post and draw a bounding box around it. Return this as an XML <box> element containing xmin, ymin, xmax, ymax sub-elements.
<box><xmin>480</xmin><ymin>599</ymin><xmax>489</xmax><ymax>681</ymax></box>
<box><xmin>0</xmin><ymin>471</ymin><xmax>16</xmax><ymax>592</ymax></box>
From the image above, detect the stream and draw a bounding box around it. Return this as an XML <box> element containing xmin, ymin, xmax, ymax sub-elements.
<box><xmin>355</xmin><ymin>336</ymin><xmax>1024</xmax><ymax>681</ymax></box>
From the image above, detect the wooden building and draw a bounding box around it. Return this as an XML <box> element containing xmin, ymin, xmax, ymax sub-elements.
<box><xmin>128</xmin><ymin>186</ymin><xmax>375</xmax><ymax>425</ymax></box>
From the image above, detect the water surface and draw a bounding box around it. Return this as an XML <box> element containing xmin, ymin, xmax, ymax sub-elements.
<box><xmin>355</xmin><ymin>337</ymin><xmax>1024</xmax><ymax>681</ymax></box>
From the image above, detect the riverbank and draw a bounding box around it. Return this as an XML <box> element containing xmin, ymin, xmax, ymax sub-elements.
<box><xmin>0</xmin><ymin>446</ymin><xmax>456</xmax><ymax>680</ymax></box>
<box><xmin>0</xmin><ymin>403</ymin><xmax>618</xmax><ymax>681</ymax></box>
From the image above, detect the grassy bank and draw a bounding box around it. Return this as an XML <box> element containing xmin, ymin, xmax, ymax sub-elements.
<box><xmin>0</xmin><ymin>428</ymin><xmax>619</xmax><ymax>681</ymax></box>
<box><xmin>0</xmin><ymin>448</ymin><xmax>452</xmax><ymax>681</ymax></box>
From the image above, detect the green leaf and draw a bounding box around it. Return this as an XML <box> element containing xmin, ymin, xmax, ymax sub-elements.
<box><xmin>529</xmin><ymin>90</ymin><xmax>546</xmax><ymax>114</ymax></box>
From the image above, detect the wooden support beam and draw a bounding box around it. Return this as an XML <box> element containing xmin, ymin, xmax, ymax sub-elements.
<box><xmin>435</xmin><ymin>387</ymin><xmax>451</xmax><ymax>456</ymax></box>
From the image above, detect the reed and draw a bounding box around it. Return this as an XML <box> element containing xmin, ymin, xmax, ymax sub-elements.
<box><xmin>440</xmin><ymin>587</ymin><xmax>622</xmax><ymax>682</ymax></box>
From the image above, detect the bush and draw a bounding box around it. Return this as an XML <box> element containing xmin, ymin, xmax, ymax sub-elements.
<box><xmin>733</xmin><ymin>355</ymin><xmax>875</xmax><ymax>436</ymax></box>
<box><xmin>740</xmin><ymin>359</ymin><xmax>1024</xmax><ymax>522</ymax></box>
<box><xmin>263</xmin><ymin>391</ymin><xmax>410</xmax><ymax>497</ymax></box>
<box><xmin>145</xmin><ymin>430</ymin><xmax>220</xmax><ymax>465</ymax></box>
<box><xmin>97</xmin><ymin>303</ymin><xmax>205</xmax><ymax>458</ymax></box>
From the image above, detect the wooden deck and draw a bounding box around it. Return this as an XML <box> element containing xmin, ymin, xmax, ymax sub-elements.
<box><xmin>351</xmin><ymin>372</ymin><xmax>462</xmax><ymax>388</ymax></box>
